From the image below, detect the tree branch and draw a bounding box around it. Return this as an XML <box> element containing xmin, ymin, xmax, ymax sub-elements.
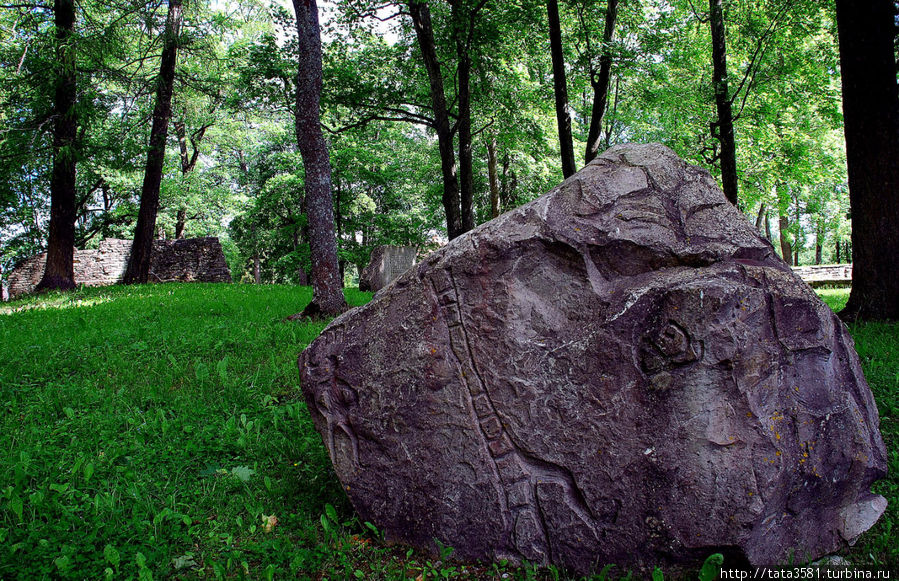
<box><xmin>728</xmin><ymin>0</ymin><xmax>794</xmax><ymax>109</ymax></box>
<box><xmin>472</xmin><ymin>117</ymin><xmax>495</xmax><ymax>139</ymax></box>
<box><xmin>687</xmin><ymin>0</ymin><xmax>709</xmax><ymax>23</ymax></box>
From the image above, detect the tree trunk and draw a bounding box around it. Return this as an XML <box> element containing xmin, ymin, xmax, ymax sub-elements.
<box><xmin>585</xmin><ymin>0</ymin><xmax>618</xmax><ymax>164</ymax></box>
<box><xmin>764</xmin><ymin>211</ymin><xmax>772</xmax><ymax>243</ymax></box>
<box><xmin>487</xmin><ymin>135</ymin><xmax>500</xmax><ymax>219</ymax></box>
<box><xmin>836</xmin><ymin>0</ymin><xmax>899</xmax><ymax>320</ymax></box>
<box><xmin>408</xmin><ymin>1</ymin><xmax>464</xmax><ymax>240</ymax></box>
<box><xmin>334</xmin><ymin>173</ymin><xmax>345</xmax><ymax>289</ymax></box>
<box><xmin>172</xmin><ymin>119</ymin><xmax>207</xmax><ymax>239</ymax></box>
<box><xmin>708</xmin><ymin>0</ymin><xmax>739</xmax><ymax>206</ymax></box>
<box><xmin>778</xmin><ymin>214</ymin><xmax>792</xmax><ymax>264</ymax></box>
<box><xmin>604</xmin><ymin>76</ymin><xmax>620</xmax><ymax>150</ymax></box>
<box><xmin>754</xmin><ymin>202</ymin><xmax>766</xmax><ymax>232</ymax></box>
<box><xmin>253</xmin><ymin>254</ymin><xmax>261</xmax><ymax>284</ymax></box>
<box><xmin>836</xmin><ymin>239</ymin><xmax>841</xmax><ymax>264</ymax></box>
<box><xmin>175</xmin><ymin>208</ymin><xmax>186</xmax><ymax>239</ymax></box>
<box><xmin>547</xmin><ymin>0</ymin><xmax>576</xmax><ymax>178</ymax></box>
<box><xmin>293</xmin><ymin>0</ymin><xmax>345</xmax><ymax>317</ymax></box>
<box><xmin>36</xmin><ymin>0</ymin><xmax>78</xmax><ymax>293</ymax></box>
<box><xmin>453</xmin><ymin>2</ymin><xmax>475</xmax><ymax>233</ymax></box>
<box><xmin>123</xmin><ymin>0</ymin><xmax>183</xmax><ymax>284</ymax></box>
<box><xmin>815</xmin><ymin>219</ymin><xmax>824</xmax><ymax>265</ymax></box>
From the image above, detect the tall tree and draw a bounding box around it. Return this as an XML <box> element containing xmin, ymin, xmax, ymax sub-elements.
<box><xmin>546</xmin><ymin>0</ymin><xmax>576</xmax><ymax>178</ymax></box>
<box><xmin>583</xmin><ymin>0</ymin><xmax>618</xmax><ymax>164</ymax></box>
<box><xmin>35</xmin><ymin>0</ymin><xmax>78</xmax><ymax>292</ymax></box>
<box><xmin>707</xmin><ymin>0</ymin><xmax>738</xmax><ymax>205</ymax></box>
<box><xmin>124</xmin><ymin>0</ymin><xmax>184</xmax><ymax>284</ymax></box>
<box><xmin>835</xmin><ymin>0</ymin><xmax>899</xmax><ymax>321</ymax></box>
<box><xmin>408</xmin><ymin>1</ymin><xmax>463</xmax><ymax>239</ymax></box>
<box><xmin>292</xmin><ymin>0</ymin><xmax>345</xmax><ymax>316</ymax></box>
<box><xmin>451</xmin><ymin>0</ymin><xmax>480</xmax><ymax>232</ymax></box>
<box><xmin>172</xmin><ymin>117</ymin><xmax>211</xmax><ymax>238</ymax></box>
<box><xmin>487</xmin><ymin>135</ymin><xmax>500</xmax><ymax>218</ymax></box>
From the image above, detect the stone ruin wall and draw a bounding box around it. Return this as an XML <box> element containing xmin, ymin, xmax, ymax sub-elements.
<box><xmin>7</xmin><ymin>237</ymin><xmax>231</xmax><ymax>300</ymax></box>
<box><xmin>359</xmin><ymin>245</ymin><xmax>418</xmax><ymax>292</ymax></box>
<box><xmin>790</xmin><ymin>264</ymin><xmax>852</xmax><ymax>287</ymax></box>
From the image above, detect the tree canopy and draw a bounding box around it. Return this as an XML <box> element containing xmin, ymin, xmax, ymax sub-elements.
<box><xmin>1</xmin><ymin>0</ymin><xmax>890</xmax><ymax>315</ymax></box>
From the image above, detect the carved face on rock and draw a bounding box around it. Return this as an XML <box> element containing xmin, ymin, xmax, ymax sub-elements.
<box><xmin>303</xmin><ymin>350</ymin><xmax>361</xmax><ymax>477</ymax></box>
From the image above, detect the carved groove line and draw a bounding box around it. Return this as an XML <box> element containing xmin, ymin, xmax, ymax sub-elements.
<box><xmin>430</xmin><ymin>269</ymin><xmax>599</xmax><ymax>563</ymax></box>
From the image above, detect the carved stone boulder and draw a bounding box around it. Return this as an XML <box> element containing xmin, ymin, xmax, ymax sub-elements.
<box><xmin>299</xmin><ymin>144</ymin><xmax>887</xmax><ymax>572</ymax></box>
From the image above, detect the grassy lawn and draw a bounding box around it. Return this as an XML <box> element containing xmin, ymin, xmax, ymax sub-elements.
<box><xmin>0</xmin><ymin>284</ymin><xmax>896</xmax><ymax>579</ymax></box>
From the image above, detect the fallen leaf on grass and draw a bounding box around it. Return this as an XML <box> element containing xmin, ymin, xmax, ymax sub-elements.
<box><xmin>262</xmin><ymin>514</ymin><xmax>278</xmax><ymax>533</ymax></box>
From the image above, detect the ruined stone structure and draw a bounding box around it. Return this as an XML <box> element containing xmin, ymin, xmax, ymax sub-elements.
<box><xmin>359</xmin><ymin>245</ymin><xmax>418</xmax><ymax>292</ymax></box>
<box><xmin>300</xmin><ymin>144</ymin><xmax>886</xmax><ymax>572</ymax></box>
<box><xmin>791</xmin><ymin>264</ymin><xmax>853</xmax><ymax>288</ymax></box>
<box><xmin>7</xmin><ymin>237</ymin><xmax>231</xmax><ymax>299</ymax></box>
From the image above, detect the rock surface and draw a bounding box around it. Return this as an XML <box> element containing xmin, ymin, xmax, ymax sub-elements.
<box><xmin>299</xmin><ymin>144</ymin><xmax>887</xmax><ymax>572</ymax></box>
<box><xmin>359</xmin><ymin>245</ymin><xmax>418</xmax><ymax>292</ymax></box>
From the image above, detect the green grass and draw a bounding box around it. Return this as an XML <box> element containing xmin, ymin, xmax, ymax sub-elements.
<box><xmin>0</xmin><ymin>284</ymin><xmax>896</xmax><ymax>579</ymax></box>
<box><xmin>815</xmin><ymin>289</ymin><xmax>898</xmax><ymax>570</ymax></box>
<box><xmin>0</xmin><ymin>284</ymin><xmax>374</xmax><ymax>580</ymax></box>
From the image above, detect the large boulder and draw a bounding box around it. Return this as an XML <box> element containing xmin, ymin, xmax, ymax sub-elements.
<box><xmin>299</xmin><ymin>144</ymin><xmax>887</xmax><ymax>572</ymax></box>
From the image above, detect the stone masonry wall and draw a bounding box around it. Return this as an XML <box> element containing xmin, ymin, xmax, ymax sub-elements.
<box><xmin>7</xmin><ymin>237</ymin><xmax>231</xmax><ymax>299</ymax></box>
<box><xmin>358</xmin><ymin>245</ymin><xmax>418</xmax><ymax>292</ymax></box>
<box><xmin>791</xmin><ymin>264</ymin><xmax>852</xmax><ymax>288</ymax></box>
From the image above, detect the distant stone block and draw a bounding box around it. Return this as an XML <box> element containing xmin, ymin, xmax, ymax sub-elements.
<box><xmin>359</xmin><ymin>245</ymin><xmax>417</xmax><ymax>292</ymax></box>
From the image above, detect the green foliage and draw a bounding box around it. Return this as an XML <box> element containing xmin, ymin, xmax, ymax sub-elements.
<box><xmin>697</xmin><ymin>553</ymin><xmax>723</xmax><ymax>581</ymax></box>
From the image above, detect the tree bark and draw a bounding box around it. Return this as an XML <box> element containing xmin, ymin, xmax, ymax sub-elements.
<box><xmin>708</xmin><ymin>0</ymin><xmax>739</xmax><ymax>206</ymax></box>
<box><xmin>585</xmin><ymin>0</ymin><xmax>618</xmax><ymax>164</ymax></box>
<box><xmin>253</xmin><ymin>254</ymin><xmax>261</xmax><ymax>284</ymax></box>
<box><xmin>175</xmin><ymin>208</ymin><xmax>186</xmax><ymax>239</ymax></box>
<box><xmin>487</xmin><ymin>135</ymin><xmax>500</xmax><ymax>219</ymax></box>
<box><xmin>36</xmin><ymin>0</ymin><xmax>78</xmax><ymax>293</ymax></box>
<box><xmin>754</xmin><ymin>202</ymin><xmax>766</xmax><ymax>232</ymax></box>
<box><xmin>452</xmin><ymin>0</ymin><xmax>476</xmax><ymax>232</ymax></box>
<box><xmin>836</xmin><ymin>239</ymin><xmax>841</xmax><ymax>264</ymax></box>
<box><xmin>547</xmin><ymin>0</ymin><xmax>576</xmax><ymax>178</ymax></box>
<box><xmin>123</xmin><ymin>0</ymin><xmax>183</xmax><ymax>284</ymax></box>
<box><xmin>604</xmin><ymin>76</ymin><xmax>620</xmax><ymax>150</ymax></box>
<box><xmin>778</xmin><ymin>214</ymin><xmax>792</xmax><ymax>264</ymax></box>
<box><xmin>836</xmin><ymin>0</ymin><xmax>899</xmax><ymax>320</ymax></box>
<box><xmin>172</xmin><ymin>119</ymin><xmax>207</xmax><ymax>239</ymax></box>
<box><xmin>293</xmin><ymin>0</ymin><xmax>345</xmax><ymax>316</ymax></box>
<box><xmin>408</xmin><ymin>2</ymin><xmax>464</xmax><ymax>240</ymax></box>
<box><xmin>815</xmin><ymin>218</ymin><xmax>824</xmax><ymax>265</ymax></box>
<box><xmin>764</xmin><ymin>211</ymin><xmax>772</xmax><ymax>243</ymax></box>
